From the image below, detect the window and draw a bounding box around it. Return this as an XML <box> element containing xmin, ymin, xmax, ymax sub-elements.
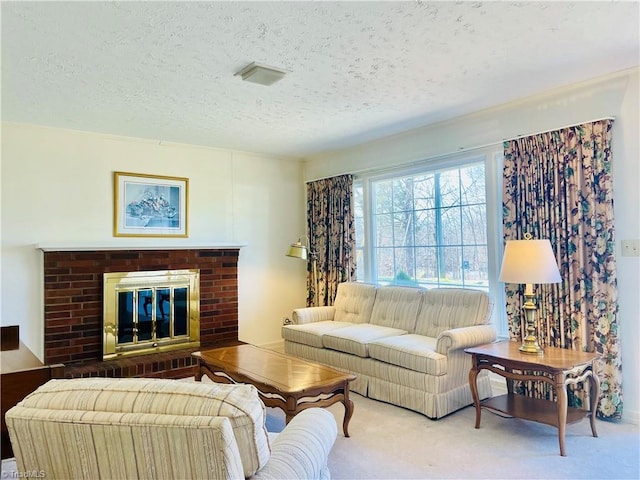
<box><xmin>354</xmin><ymin>150</ymin><xmax>507</xmax><ymax>336</ymax></box>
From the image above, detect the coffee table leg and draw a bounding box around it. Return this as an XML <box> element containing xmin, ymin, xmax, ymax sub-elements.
<box><xmin>192</xmin><ymin>353</ymin><xmax>203</xmax><ymax>381</ymax></box>
<box><xmin>284</xmin><ymin>396</ymin><xmax>297</xmax><ymax>425</ymax></box>
<box><xmin>342</xmin><ymin>382</ymin><xmax>354</xmax><ymax>437</ymax></box>
<box><xmin>342</xmin><ymin>399</ymin><xmax>354</xmax><ymax>437</ymax></box>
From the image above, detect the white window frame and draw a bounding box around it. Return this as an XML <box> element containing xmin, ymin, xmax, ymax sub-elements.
<box><xmin>354</xmin><ymin>147</ymin><xmax>508</xmax><ymax>337</ymax></box>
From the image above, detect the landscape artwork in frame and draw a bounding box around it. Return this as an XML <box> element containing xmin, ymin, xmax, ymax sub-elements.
<box><xmin>114</xmin><ymin>172</ymin><xmax>188</xmax><ymax>237</ymax></box>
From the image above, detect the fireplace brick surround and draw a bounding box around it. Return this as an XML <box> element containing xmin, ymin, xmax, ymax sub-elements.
<box><xmin>42</xmin><ymin>247</ymin><xmax>241</xmax><ymax>379</ymax></box>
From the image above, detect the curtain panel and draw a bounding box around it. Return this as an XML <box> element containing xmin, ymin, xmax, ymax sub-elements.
<box><xmin>503</xmin><ymin>119</ymin><xmax>622</xmax><ymax>420</ymax></box>
<box><xmin>306</xmin><ymin>174</ymin><xmax>357</xmax><ymax>307</ymax></box>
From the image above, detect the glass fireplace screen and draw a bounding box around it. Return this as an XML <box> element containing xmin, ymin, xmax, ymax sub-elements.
<box><xmin>103</xmin><ymin>269</ymin><xmax>200</xmax><ymax>360</ymax></box>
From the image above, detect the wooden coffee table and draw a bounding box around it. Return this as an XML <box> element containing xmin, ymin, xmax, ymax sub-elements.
<box><xmin>192</xmin><ymin>344</ymin><xmax>356</xmax><ymax>436</ymax></box>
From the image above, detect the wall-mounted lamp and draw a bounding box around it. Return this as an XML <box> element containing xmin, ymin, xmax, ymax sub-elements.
<box><xmin>286</xmin><ymin>238</ymin><xmax>309</xmax><ymax>260</ymax></box>
<box><xmin>286</xmin><ymin>235</ymin><xmax>319</xmax><ymax>306</ymax></box>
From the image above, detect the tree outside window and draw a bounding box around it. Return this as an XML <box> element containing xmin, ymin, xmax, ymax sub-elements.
<box><xmin>357</xmin><ymin>161</ymin><xmax>488</xmax><ymax>290</ymax></box>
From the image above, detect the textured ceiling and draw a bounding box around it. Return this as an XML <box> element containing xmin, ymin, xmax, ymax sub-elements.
<box><xmin>2</xmin><ymin>1</ymin><xmax>639</xmax><ymax>158</ymax></box>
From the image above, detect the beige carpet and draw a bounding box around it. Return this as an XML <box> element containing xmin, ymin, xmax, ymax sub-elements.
<box><xmin>3</xmin><ymin>390</ymin><xmax>638</xmax><ymax>479</ymax></box>
<box><xmin>313</xmin><ymin>393</ymin><xmax>639</xmax><ymax>480</ymax></box>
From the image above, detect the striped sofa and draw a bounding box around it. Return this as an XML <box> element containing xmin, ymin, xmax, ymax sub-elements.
<box><xmin>282</xmin><ymin>282</ymin><xmax>496</xmax><ymax>419</ymax></box>
<box><xmin>6</xmin><ymin>377</ymin><xmax>337</xmax><ymax>480</ymax></box>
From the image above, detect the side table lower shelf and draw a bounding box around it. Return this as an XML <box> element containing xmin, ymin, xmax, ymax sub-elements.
<box><xmin>482</xmin><ymin>394</ymin><xmax>593</xmax><ymax>428</ymax></box>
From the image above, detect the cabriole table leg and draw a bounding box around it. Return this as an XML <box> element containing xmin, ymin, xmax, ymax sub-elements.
<box><xmin>342</xmin><ymin>382</ymin><xmax>354</xmax><ymax>437</ymax></box>
<box><xmin>555</xmin><ymin>372</ymin><xmax>568</xmax><ymax>457</ymax></box>
<box><xmin>588</xmin><ymin>368</ymin><xmax>600</xmax><ymax>438</ymax></box>
<box><xmin>469</xmin><ymin>356</ymin><xmax>482</xmax><ymax>429</ymax></box>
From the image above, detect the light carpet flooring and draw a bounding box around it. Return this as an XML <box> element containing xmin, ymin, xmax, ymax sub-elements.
<box><xmin>3</xmin><ymin>390</ymin><xmax>638</xmax><ymax>479</ymax></box>
<box><xmin>313</xmin><ymin>393</ymin><xmax>639</xmax><ymax>480</ymax></box>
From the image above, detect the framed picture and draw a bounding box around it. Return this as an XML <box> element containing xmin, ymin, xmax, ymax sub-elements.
<box><xmin>113</xmin><ymin>172</ymin><xmax>188</xmax><ymax>237</ymax></box>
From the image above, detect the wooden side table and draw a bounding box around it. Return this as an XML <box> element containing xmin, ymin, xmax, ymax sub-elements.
<box><xmin>1</xmin><ymin>338</ymin><xmax>65</xmax><ymax>458</ymax></box>
<box><xmin>465</xmin><ymin>341</ymin><xmax>600</xmax><ymax>456</ymax></box>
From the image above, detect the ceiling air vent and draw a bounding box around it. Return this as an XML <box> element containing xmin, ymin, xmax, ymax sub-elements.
<box><xmin>234</xmin><ymin>62</ymin><xmax>287</xmax><ymax>86</ymax></box>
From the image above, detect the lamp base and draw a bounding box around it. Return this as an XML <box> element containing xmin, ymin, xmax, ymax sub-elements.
<box><xmin>520</xmin><ymin>292</ymin><xmax>544</xmax><ymax>355</ymax></box>
<box><xmin>519</xmin><ymin>336</ymin><xmax>544</xmax><ymax>354</ymax></box>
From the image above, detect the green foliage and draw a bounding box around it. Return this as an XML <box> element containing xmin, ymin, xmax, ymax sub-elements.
<box><xmin>393</xmin><ymin>271</ymin><xmax>419</xmax><ymax>286</ymax></box>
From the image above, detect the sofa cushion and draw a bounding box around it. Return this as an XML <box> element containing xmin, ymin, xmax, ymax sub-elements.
<box><xmin>281</xmin><ymin>321</ymin><xmax>354</xmax><ymax>348</ymax></box>
<box><xmin>333</xmin><ymin>282</ymin><xmax>377</xmax><ymax>324</ymax></box>
<box><xmin>322</xmin><ymin>324</ymin><xmax>407</xmax><ymax>357</ymax></box>
<box><xmin>368</xmin><ymin>334</ymin><xmax>447</xmax><ymax>375</ymax></box>
<box><xmin>369</xmin><ymin>286</ymin><xmax>423</xmax><ymax>331</ymax></box>
<box><xmin>414</xmin><ymin>288</ymin><xmax>491</xmax><ymax>337</ymax></box>
<box><xmin>17</xmin><ymin>378</ymin><xmax>270</xmax><ymax>478</ymax></box>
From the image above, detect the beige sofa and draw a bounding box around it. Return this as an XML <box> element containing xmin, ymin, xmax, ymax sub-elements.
<box><xmin>282</xmin><ymin>282</ymin><xmax>496</xmax><ymax>419</ymax></box>
<box><xmin>6</xmin><ymin>377</ymin><xmax>337</xmax><ymax>480</ymax></box>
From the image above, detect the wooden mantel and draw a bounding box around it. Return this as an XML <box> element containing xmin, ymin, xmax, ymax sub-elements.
<box><xmin>37</xmin><ymin>242</ymin><xmax>247</xmax><ymax>252</ymax></box>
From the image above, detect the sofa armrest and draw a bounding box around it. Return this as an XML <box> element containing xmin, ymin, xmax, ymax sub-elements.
<box><xmin>292</xmin><ymin>306</ymin><xmax>336</xmax><ymax>325</ymax></box>
<box><xmin>436</xmin><ymin>325</ymin><xmax>497</xmax><ymax>355</ymax></box>
<box><xmin>252</xmin><ymin>409</ymin><xmax>337</xmax><ymax>480</ymax></box>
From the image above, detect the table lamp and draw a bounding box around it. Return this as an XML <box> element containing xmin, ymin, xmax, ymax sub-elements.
<box><xmin>499</xmin><ymin>234</ymin><xmax>561</xmax><ymax>354</ymax></box>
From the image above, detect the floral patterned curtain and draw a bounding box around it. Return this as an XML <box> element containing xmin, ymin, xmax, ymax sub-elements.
<box><xmin>306</xmin><ymin>174</ymin><xmax>357</xmax><ymax>307</ymax></box>
<box><xmin>503</xmin><ymin>119</ymin><xmax>622</xmax><ymax>420</ymax></box>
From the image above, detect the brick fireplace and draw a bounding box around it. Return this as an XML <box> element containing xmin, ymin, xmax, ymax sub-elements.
<box><xmin>41</xmin><ymin>246</ymin><xmax>242</xmax><ymax>379</ymax></box>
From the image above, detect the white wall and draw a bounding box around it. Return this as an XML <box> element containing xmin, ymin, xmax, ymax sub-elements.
<box><xmin>304</xmin><ymin>68</ymin><xmax>640</xmax><ymax>423</ymax></box>
<box><xmin>0</xmin><ymin>124</ymin><xmax>308</xmax><ymax>356</ymax></box>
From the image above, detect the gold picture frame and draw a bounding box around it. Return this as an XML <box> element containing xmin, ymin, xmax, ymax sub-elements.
<box><xmin>113</xmin><ymin>171</ymin><xmax>188</xmax><ymax>237</ymax></box>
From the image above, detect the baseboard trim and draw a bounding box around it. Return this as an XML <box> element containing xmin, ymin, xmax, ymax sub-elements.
<box><xmin>622</xmin><ymin>409</ymin><xmax>639</xmax><ymax>425</ymax></box>
<box><xmin>259</xmin><ymin>340</ymin><xmax>285</xmax><ymax>352</ymax></box>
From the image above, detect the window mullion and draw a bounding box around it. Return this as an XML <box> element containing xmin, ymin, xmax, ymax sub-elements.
<box><xmin>411</xmin><ymin>178</ymin><xmax>417</xmax><ymax>286</ymax></box>
<box><xmin>459</xmin><ymin>169</ymin><xmax>465</xmax><ymax>288</ymax></box>
<box><xmin>434</xmin><ymin>171</ymin><xmax>443</xmax><ymax>287</ymax></box>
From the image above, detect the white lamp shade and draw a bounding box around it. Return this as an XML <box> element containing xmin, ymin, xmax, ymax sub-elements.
<box><xmin>499</xmin><ymin>239</ymin><xmax>561</xmax><ymax>284</ymax></box>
